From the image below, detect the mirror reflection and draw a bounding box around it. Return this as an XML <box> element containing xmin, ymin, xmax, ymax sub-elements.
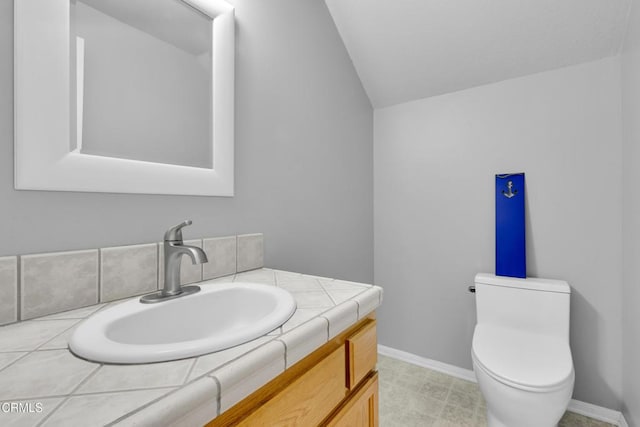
<box><xmin>70</xmin><ymin>0</ymin><xmax>213</xmax><ymax>169</ymax></box>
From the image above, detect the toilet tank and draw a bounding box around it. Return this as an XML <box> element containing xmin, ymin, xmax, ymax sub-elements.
<box><xmin>474</xmin><ymin>273</ymin><xmax>571</xmax><ymax>340</ymax></box>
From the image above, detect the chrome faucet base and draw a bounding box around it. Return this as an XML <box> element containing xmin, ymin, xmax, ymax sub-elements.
<box><xmin>140</xmin><ymin>285</ymin><xmax>201</xmax><ymax>304</ymax></box>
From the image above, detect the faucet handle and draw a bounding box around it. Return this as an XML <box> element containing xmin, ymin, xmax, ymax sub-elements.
<box><xmin>164</xmin><ymin>220</ymin><xmax>193</xmax><ymax>242</ymax></box>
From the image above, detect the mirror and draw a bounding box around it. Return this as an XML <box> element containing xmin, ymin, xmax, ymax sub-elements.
<box><xmin>71</xmin><ymin>0</ymin><xmax>213</xmax><ymax>169</ymax></box>
<box><xmin>15</xmin><ymin>0</ymin><xmax>234</xmax><ymax>196</ymax></box>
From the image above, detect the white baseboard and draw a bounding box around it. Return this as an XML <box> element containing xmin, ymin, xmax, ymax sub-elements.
<box><xmin>566</xmin><ymin>400</ymin><xmax>628</xmax><ymax>426</ymax></box>
<box><xmin>377</xmin><ymin>344</ymin><xmax>628</xmax><ymax>427</ymax></box>
<box><xmin>378</xmin><ymin>344</ymin><xmax>477</xmax><ymax>382</ymax></box>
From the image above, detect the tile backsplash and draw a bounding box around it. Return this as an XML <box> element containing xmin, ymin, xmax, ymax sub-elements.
<box><xmin>0</xmin><ymin>233</ymin><xmax>264</xmax><ymax>325</ymax></box>
<box><xmin>101</xmin><ymin>244</ymin><xmax>158</xmax><ymax>303</ymax></box>
<box><xmin>21</xmin><ymin>250</ymin><xmax>99</xmax><ymax>320</ymax></box>
<box><xmin>0</xmin><ymin>257</ymin><xmax>18</xmax><ymax>324</ymax></box>
<box><xmin>202</xmin><ymin>236</ymin><xmax>237</xmax><ymax>280</ymax></box>
<box><xmin>237</xmin><ymin>234</ymin><xmax>264</xmax><ymax>272</ymax></box>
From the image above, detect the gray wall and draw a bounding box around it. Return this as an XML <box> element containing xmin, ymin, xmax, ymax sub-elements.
<box><xmin>374</xmin><ymin>58</ymin><xmax>623</xmax><ymax>409</ymax></box>
<box><xmin>0</xmin><ymin>0</ymin><xmax>374</xmax><ymax>283</ymax></box>
<box><xmin>621</xmin><ymin>0</ymin><xmax>640</xmax><ymax>424</ymax></box>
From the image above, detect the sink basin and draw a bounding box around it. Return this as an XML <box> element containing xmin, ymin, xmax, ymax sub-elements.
<box><xmin>69</xmin><ymin>282</ymin><xmax>296</xmax><ymax>364</ymax></box>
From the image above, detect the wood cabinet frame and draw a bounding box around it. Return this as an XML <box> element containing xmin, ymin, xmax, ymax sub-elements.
<box><xmin>207</xmin><ymin>314</ymin><xmax>378</xmax><ymax>426</ymax></box>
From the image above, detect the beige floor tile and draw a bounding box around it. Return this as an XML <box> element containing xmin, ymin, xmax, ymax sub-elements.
<box><xmin>378</xmin><ymin>354</ymin><xmax>610</xmax><ymax>427</ymax></box>
<box><xmin>451</xmin><ymin>377</ymin><xmax>481</xmax><ymax>395</ymax></box>
<box><xmin>439</xmin><ymin>404</ymin><xmax>476</xmax><ymax>426</ymax></box>
<box><xmin>420</xmin><ymin>379</ymin><xmax>451</xmax><ymax>401</ymax></box>
<box><xmin>447</xmin><ymin>387</ymin><xmax>480</xmax><ymax>411</ymax></box>
<box><xmin>425</xmin><ymin>368</ymin><xmax>455</xmax><ymax>387</ymax></box>
<box><xmin>559</xmin><ymin>411</ymin><xmax>616</xmax><ymax>427</ymax></box>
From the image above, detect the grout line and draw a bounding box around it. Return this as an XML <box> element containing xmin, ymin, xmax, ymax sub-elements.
<box><xmin>323</xmin><ymin>286</ymin><xmax>340</xmax><ymax>306</ymax></box>
<box><xmin>16</xmin><ymin>255</ymin><xmax>22</xmax><ymax>322</ymax></box>
<box><xmin>68</xmin><ymin>363</ymin><xmax>103</xmax><ymax>395</ymax></box>
<box><xmin>30</xmin><ymin>314</ymin><xmax>94</xmax><ymax>322</ymax></box>
<box><xmin>320</xmin><ymin>315</ymin><xmax>332</xmax><ymax>339</ymax></box>
<box><xmin>33</xmin><ymin>319</ymin><xmax>82</xmax><ymax>351</ymax></box>
<box><xmin>71</xmin><ymin>385</ymin><xmax>178</xmax><ymax>398</ymax></box>
<box><xmin>274</xmin><ymin>270</ymin><xmax>281</xmax><ymax>286</ymax></box>
<box><xmin>210</xmin><ymin>375</ymin><xmax>222</xmax><ymax>416</ymax></box>
<box><xmin>276</xmin><ymin>338</ymin><xmax>288</xmax><ymax>369</ymax></box>
<box><xmin>9</xmin><ymin>383</ymin><xmax>178</xmax><ymax>403</ymax></box>
<box><xmin>156</xmin><ymin>243</ymin><xmax>161</xmax><ymax>291</ymax></box>
<box><xmin>321</xmin><ymin>316</ymin><xmax>330</xmax><ymax>341</ymax></box>
<box><xmin>97</xmin><ymin>248</ymin><xmax>102</xmax><ymax>303</ymax></box>
<box><xmin>187</xmin><ymin>337</ymin><xmax>279</xmax><ymax>384</ymax></box>
<box><xmin>105</xmin><ymin>386</ymin><xmax>183</xmax><ymax>426</ymax></box>
<box><xmin>35</xmin><ymin>396</ymin><xmax>68</xmax><ymax>427</ymax></box>
<box><xmin>35</xmin><ymin>363</ymin><xmax>102</xmax><ymax>426</ymax></box>
<box><xmin>182</xmin><ymin>358</ymin><xmax>198</xmax><ymax>384</ymax></box>
<box><xmin>234</xmin><ymin>235</ymin><xmax>239</xmax><ymax>274</ymax></box>
<box><xmin>0</xmin><ymin>350</ymin><xmax>32</xmax><ymax>374</ymax></box>
<box><xmin>24</xmin><ymin>347</ymin><xmax>77</xmax><ymax>353</ymax></box>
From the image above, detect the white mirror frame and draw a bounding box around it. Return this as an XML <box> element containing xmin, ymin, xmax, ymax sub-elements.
<box><xmin>14</xmin><ymin>0</ymin><xmax>235</xmax><ymax>196</ymax></box>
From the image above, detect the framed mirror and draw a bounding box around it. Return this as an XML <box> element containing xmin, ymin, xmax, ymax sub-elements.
<box><xmin>14</xmin><ymin>0</ymin><xmax>235</xmax><ymax>196</ymax></box>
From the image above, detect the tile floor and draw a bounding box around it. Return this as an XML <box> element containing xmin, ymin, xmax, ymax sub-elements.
<box><xmin>377</xmin><ymin>355</ymin><xmax>616</xmax><ymax>427</ymax></box>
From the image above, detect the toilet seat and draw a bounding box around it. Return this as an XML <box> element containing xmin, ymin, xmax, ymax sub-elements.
<box><xmin>472</xmin><ymin>324</ymin><xmax>574</xmax><ymax>392</ymax></box>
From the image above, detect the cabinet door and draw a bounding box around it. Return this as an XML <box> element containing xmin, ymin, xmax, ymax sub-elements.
<box><xmin>237</xmin><ymin>346</ymin><xmax>347</xmax><ymax>427</ymax></box>
<box><xmin>346</xmin><ymin>321</ymin><xmax>377</xmax><ymax>390</ymax></box>
<box><xmin>325</xmin><ymin>373</ymin><xmax>378</xmax><ymax>427</ymax></box>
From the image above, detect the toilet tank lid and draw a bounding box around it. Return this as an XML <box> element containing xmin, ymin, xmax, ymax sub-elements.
<box><xmin>474</xmin><ymin>273</ymin><xmax>570</xmax><ymax>294</ymax></box>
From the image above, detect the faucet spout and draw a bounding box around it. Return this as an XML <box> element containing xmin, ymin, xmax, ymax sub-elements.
<box><xmin>140</xmin><ymin>220</ymin><xmax>209</xmax><ymax>303</ymax></box>
<box><xmin>162</xmin><ymin>242</ymin><xmax>208</xmax><ymax>296</ymax></box>
<box><xmin>174</xmin><ymin>244</ymin><xmax>208</xmax><ymax>265</ymax></box>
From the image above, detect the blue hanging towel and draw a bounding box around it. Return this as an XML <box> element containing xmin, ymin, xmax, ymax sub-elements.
<box><xmin>495</xmin><ymin>173</ymin><xmax>526</xmax><ymax>278</ymax></box>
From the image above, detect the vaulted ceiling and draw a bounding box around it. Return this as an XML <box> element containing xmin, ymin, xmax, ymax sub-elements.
<box><xmin>325</xmin><ymin>0</ymin><xmax>631</xmax><ymax>108</ymax></box>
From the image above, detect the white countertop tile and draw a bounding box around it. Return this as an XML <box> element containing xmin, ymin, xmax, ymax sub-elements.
<box><xmin>41</xmin><ymin>389</ymin><xmax>173</xmax><ymax>427</ymax></box>
<box><xmin>0</xmin><ymin>350</ymin><xmax>98</xmax><ymax>400</ymax></box>
<box><xmin>33</xmin><ymin>304</ymin><xmax>106</xmax><ymax>321</ymax></box>
<box><xmin>213</xmin><ymin>340</ymin><xmax>286</xmax><ymax>412</ymax></box>
<box><xmin>322</xmin><ymin>300</ymin><xmax>359</xmax><ymax>339</ymax></box>
<box><xmin>187</xmin><ymin>336</ymin><xmax>272</xmax><ymax>382</ymax></box>
<box><xmin>0</xmin><ymin>351</ymin><xmax>28</xmax><ymax>370</ymax></box>
<box><xmin>291</xmin><ymin>290</ymin><xmax>335</xmax><ymax>309</ymax></box>
<box><xmin>0</xmin><ymin>397</ymin><xmax>64</xmax><ymax>427</ymax></box>
<box><xmin>115</xmin><ymin>377</ymin><xmax>219</xmax><ymax>427</ymax></box>
<box><xmin>353</xmin><ymin>287</ymin><xmax>383</xmax><ymax>319</ymax></box>
<box><xmin>37</xmin><ymin>326</ymin><xmax>78</xmax><ymax>351</ymax></box>
<box><xmin>281</xmin><ymin>308</ymin><xmax>326</xmax><ymax>332</ymax></box>
<box><xmin>0</xmin><ymin>269</ymin><xmax>381</xmax><ymax>426</ymax></box>
<box><xmin>233</xmin><ymin>269</ymin><xmax>275</xmax><ymax>285</ymax></box>
<box><xmin>75</xmin><ymin>359</ymin><xmax>194</xmax><ymax>394</ymax></box>
<box><xmin>0</xmin><ymin>320</ymin><xmax>79</xmax><ymax>352</ymax></box>
<box><xmin>325</xmin><ymin>287</ymin><xmax>369</xmax><ymax>305</ymax></box>
<box><xmin>278</xmin><ymin>317</ymin><xmax>329</xmax><ymax>368</ymax></box>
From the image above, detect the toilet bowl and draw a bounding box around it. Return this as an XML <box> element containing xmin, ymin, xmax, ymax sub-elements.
<box><xmin>472</xmin><ymin>274</ymin><xmax>574</xmax><ymax>427</ymax></box>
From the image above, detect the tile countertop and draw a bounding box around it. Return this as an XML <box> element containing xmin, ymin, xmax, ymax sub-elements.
<box><xmin>0</xmin><ymin>268</ymin><xmax>383</xmax><ymax>427</ymax></box>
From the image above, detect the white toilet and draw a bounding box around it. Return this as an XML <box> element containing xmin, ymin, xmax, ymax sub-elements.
<box><xmin>472</xmin><ymin>273</ymin><xmax>575</xmax><ymax>427</ymax></box>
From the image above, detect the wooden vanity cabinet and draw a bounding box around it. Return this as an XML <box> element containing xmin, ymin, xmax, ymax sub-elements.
<box><xmin>325</xmin><ymin>373</ymin><xmax>378</xmax><ymax>427</ymax></box>
<box><xmin>207</xmin><ymin>316</ymin><xmax>378</xmax><ymax>427</ymax></box>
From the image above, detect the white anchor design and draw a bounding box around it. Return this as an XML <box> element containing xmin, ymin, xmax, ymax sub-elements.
<box><xmin>502</xmin><ymin>181</ymin><xmax>517</xmax><ymax>199</ymax></box>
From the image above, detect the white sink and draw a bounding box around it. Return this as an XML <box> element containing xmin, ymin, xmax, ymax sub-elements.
<box><xmin>69</xmin><ymin>282</ymin><xmax>296</xmax><ymax>364</ymax></box>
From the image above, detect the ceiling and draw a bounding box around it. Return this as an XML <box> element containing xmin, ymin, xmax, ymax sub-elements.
<box><xmin>79</xmin><ymin>0</ymin><xmax>211</xmax><ymax>55</ymax></box>
<box><xmin>325</xmin><ymin>0</ymin><xmax>631</xmax><ymax>108</ymax></box>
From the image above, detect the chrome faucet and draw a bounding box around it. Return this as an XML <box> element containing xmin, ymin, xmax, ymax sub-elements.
<box><xmin>140</xmin><ymin>220</ymin><xmax>208</xmax><ymax>303</ymax></box>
